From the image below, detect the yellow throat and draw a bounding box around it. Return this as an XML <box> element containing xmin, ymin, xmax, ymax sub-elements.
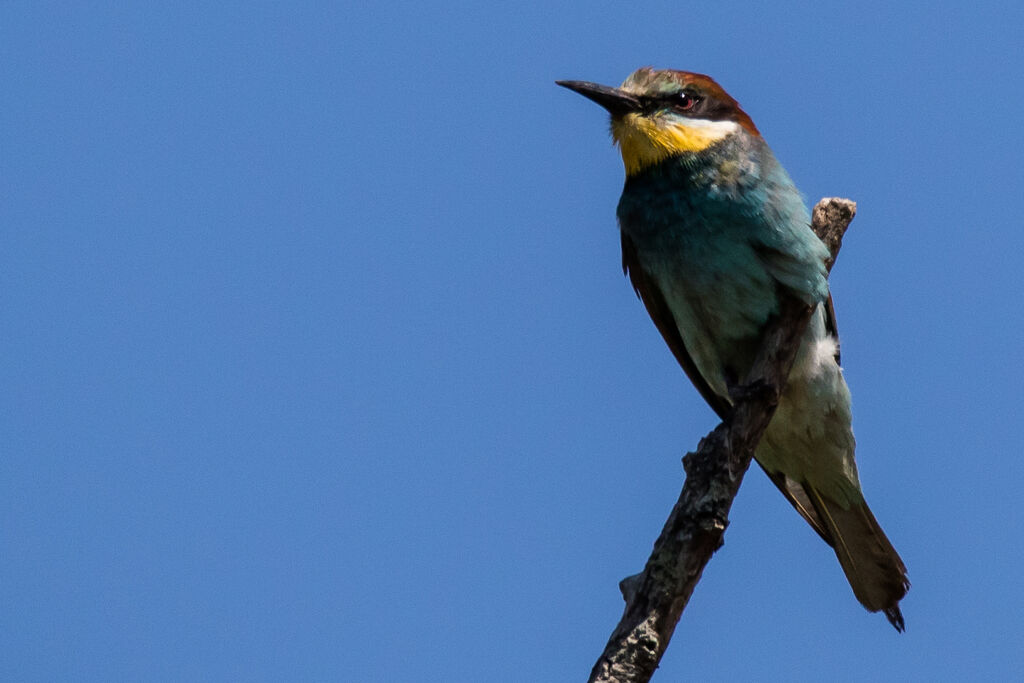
<box><xmin>612</xmin><ymin>113</ymin><xmax>738</xmax><ymax>176</ymax></box>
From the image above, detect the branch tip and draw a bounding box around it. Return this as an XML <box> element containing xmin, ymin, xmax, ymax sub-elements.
<box><xmin>588</xmin><ymin>197</ymin><xmax>855</xmax><ymax>683</ymax></box>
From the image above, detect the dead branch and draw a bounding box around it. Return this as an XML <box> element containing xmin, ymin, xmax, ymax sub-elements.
<box><xmin>588</xmin><ymin>198</ymin><xmax>857</xmax><ymax>683</ymax></box>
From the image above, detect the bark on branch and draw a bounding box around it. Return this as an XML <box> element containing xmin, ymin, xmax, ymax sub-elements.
<box><xmin>588</xmin><ymin>198</ymin><xmax>857</xmax><ymax>683</ymax></box>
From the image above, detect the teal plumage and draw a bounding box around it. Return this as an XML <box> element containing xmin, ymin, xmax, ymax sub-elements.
<box><xmin>559</xmin><ymin>69</ymin><xmax>909</xmax><ymax>629</ymax></box>
<box><xmin>618</xmin><ymin>133</ymin><xmax>829</xmax><ymax>367</ymax></box>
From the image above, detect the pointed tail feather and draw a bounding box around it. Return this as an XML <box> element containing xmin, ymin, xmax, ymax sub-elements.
<box><xmin>805</xmin><ymin>485</ymin><xmax>910</xmax><ymax>631</ymax></box>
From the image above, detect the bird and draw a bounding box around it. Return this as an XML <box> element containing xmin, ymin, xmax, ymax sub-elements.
<box><xmin>556</xmin><ymin>68</ymin><xmax>909</xmax><ymax>630</ymax></box>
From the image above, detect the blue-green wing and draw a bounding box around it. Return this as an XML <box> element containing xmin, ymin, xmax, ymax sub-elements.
<box><xmin>621</xmin><ymin>231</ymin><xmax>831</xmax><ymax>541</ymax></box>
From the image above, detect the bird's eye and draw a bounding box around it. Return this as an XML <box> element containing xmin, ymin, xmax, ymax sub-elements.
<box><xmin>673</xmin><ymin>91</ymin><xmax>699</xmax><ymax>111</ymax></box>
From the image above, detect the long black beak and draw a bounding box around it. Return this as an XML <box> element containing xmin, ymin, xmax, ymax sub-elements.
<box><xmin>556</xmin><ymin>80</ymin><xmax>641</xmax><ymax>117</ymax></box>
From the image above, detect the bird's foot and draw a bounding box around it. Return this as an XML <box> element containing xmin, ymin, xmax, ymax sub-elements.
<box><xmin>727</xmin><ymin>378</ymin><xmax>776</xmax><ymax>406</ymax></box>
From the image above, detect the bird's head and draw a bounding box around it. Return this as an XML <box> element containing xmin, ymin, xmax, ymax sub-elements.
<box><xmin>557</xmin><ymin>68</ymin><xmax>759</xmax><ymax>176</ymax></box>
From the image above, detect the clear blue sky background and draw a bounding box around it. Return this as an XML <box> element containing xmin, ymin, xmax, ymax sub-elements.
<box><xmin>3</xmin><ymin>1</ymin><xmax>1022</xmax><ymax>681</ymax></box>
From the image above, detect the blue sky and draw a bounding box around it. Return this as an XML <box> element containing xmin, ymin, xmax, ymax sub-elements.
<box><xmin>3</xmin><ymin>1</ymin><xmax>1023</xmax><ymax>680</ymax></box>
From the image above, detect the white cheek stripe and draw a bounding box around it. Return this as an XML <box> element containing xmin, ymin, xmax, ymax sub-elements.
<box><xmin>668</xmin><ymin>116</ymin><xmax>740</xmax><ymax>135</ymax></box>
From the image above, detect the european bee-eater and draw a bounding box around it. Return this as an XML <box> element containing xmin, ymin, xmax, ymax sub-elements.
<box><xmin>557</xmin><ymin>68</ymin><xmax>909</xmax><ymax>630</ymax></box>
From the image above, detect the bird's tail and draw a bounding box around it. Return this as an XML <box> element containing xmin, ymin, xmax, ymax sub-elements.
<box><xmin>805</xmin><ymin>485</ymin><xmax>910</xmax><ymax>631</ymax></box>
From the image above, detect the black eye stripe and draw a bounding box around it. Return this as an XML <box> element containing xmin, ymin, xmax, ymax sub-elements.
<box><xmin>639</xmin><ymin>90</ymin><xmax>703</xmax><ymax>114</ymax></box>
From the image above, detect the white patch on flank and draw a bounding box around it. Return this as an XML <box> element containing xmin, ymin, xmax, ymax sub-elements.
<box><xmin>788</xmin><ymin>334</ymin><xmax>841</xmax><ymax>381</ymax></box>
<box><xmin>810</xmin><ymin>336</ymin><xmax>840</xmax><ymax>373</ymax></box>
